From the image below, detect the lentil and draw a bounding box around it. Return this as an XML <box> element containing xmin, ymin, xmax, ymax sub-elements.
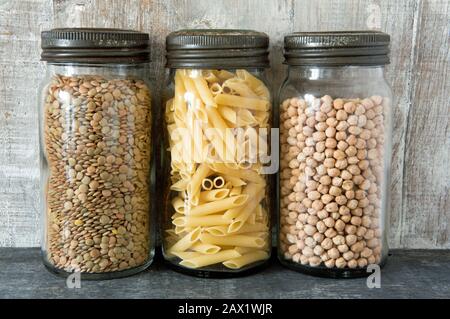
<box><xmin>43</xmin><ymin>74</ymin><xmax>152</xmax><ymax>273</ymax></box>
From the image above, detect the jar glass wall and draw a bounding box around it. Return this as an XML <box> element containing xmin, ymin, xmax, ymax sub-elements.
<box><xmin>162</xmin><ymin>30</ymin><xmax>273</xmax><ymax>277</ymax></box>
<box><xmin>278</xmin><ymin>31</ymin><xmax>392</xmax><ymax>278</ymax></box>
<box><xmin>39</xmin><ymin>29</ymin><xmax>154</xmax><ymax>279</ymax></box>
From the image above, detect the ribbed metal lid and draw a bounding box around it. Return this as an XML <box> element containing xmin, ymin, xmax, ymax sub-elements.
<box><xmin>166</xmin><ymin>29</ymin><xmax>270</xmax><ymax>68</ymax></box>
<box><xmin>41</xmin><ymin>28</ymin><xmax>150</xmax><ymax>64</ymax></box>
<box><xmin>284</xmin><ymin>31</ymin><xmax>390</xmax><ymax>66</ymax></box>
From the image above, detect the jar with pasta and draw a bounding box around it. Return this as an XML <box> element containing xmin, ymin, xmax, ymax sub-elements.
<box><xmin>162</xmin><ymin>29</ymin><xmax>273</xmax><ymax>277</ymax></box>
<box><xmin>278</xmin><ymin>31</ymin><xmax>393</xmax><ymax>278</ymax></box>
<box><xmin>39</xmin><ymin>29</ymin><xmax>154</xmax><ymax>279</ymax></box>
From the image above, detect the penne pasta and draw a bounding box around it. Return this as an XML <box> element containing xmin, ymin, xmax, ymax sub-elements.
<box><xmin>171</xmin><ymin>212</ymin><xmax>184</xmax><ymax>220</ymax></box>
<box><xmin>245</xmin><ymin>231</ymin><xmax>267</xmax><ymax>238</ymax></box>
<box><xmin>210</xmin><ymin>163</ymin><xmax>266</xmax><ymax>184</ymax></box>
<box><xmin>223</xmin><ymin>251</ymin><xmax>269</xmax><ymax>269</ymax></box>
<box><xmin>233</xmin><ymin>223</ymin><xmax>268</xmax><ymax>234</ymax></box>
<box><xmin>218</xmin><ymin>105</ymin><xmax>237</xmax><ymax>124</ymax></box>
<box><xmin>174</xmin><ymin>226</ymin><xmax>187</xmax><ymax>235</ymax></box>
<box><xmin>213</xmin><ymin>176</ymin><xmax>225</xmax><ymax>188</ymax></box>
<box><xmin>168</xmin><ymin>227</ymin><xmax>202</xmax><ymax>253</ymax></box>
<box><xmin>234</xmin><ymin>246</ymin><xmax>258</xmax><ymax>255</ymax></box>
<box><xmin>172</xmin><ymin>196</ymin><xmax>187</xmax><ymax>214</ymax></box>
<box><xmin>187</xmin><ymin>163</ymin><xmax>211</xmax><ymax>199</ymax></box>
<box><xmin>179</xmin><ymin>249</ymin><xmax>241</xmax><ymax>269</ymax></box>
<box><xmin>235</xmin><ymin>69</ymin><xmax>270</xmax><ymax>100</ymax></box>
<box><xmin>214</xmin><ymin>94</ymin><xmax>269</xmax><ymax>111</ymax></box>
<box><xmin>191</xmin><ymin>242</ymin><xmax>221</xmax><ymax>254</ymax></box>
<box><xmin>170</xmin><ymin>179</ymin><xmax>188</xmax><ymax>191</ymax></box>
<box><xmin>247</xmin><ymin>211</ymin><xmax>256</xmax><ymax>225</ymax></box>
<box><xmin>200</xmin><ymin>233</ymin><xmax>265</xmax><ymax>249</ymax></box>
<box><xmin>204</xmin><ymin>225</ymin><xmax>228</xmax><ymax>236</ymax></box>
<box><xmin>215</xmin><ymin>70</ymin><xmax>235</xmax><ymax>81</ymax></box>
<box><xmin>171</xmin><ymin>251</ymin><xmax>202</xmax><ymax>260</ymax></box>
<box><xmin>210</xmin><ymin>83</ymin><xmax>222</xmax><ymax>96</ymax></box>
<box><xmin>223</xmin><ymin>79</ymin><xmax>259</xmax><ymax>98</ymax></box>
<box><xmin>222</xmin><ymin>183</ymin><xmax>265</xmax><ymax>220</ymax></box>
<box><xmin>237</xmin><ymin>108</ymin><xmax>258</xmax><ymax>126</ymax></box>
<box><xmin>227</xmin><ymin>189</ymin><xmax>265</xmax><ymax>233</ymax></box>
<box><xmin>224</xmin><ymin>175</ymin><xmax>247</xmax><ymax>186</ymax></box>
<box><xmin>187</xmin><ymin>195</ymin><xmax>249</xmax><ymax>217</ymax></box>
<box><xmin>201</xmin><ymin>178</ymin><xmax>214</xmax><ymax>191</ymax></box>
<box><xmin>201</xmin><ymin>70</ymin><xmax>219</xmax><ymax>83</ymax></box>
<box><xmin>173</xmin><ymin>215</ymin><xmax>231</xmax><ymax>228</ymax></box>
<box><xmin>199</xmin><ymin>188</ymin><xmax>230</xmax><ymax>202</ymax></box>
<box><xmin>223</xmin><ymin>181</ymin><xmax>233</xmax><ymax>189</ymax></box>
<box><xmin>229</xmin><ymin>186</ymin><xmax>242</xmax><ymax>196</ymax></box>
<box><xmin>165</xmin><ymin>68</ymin><xmax>272</xmax><ymax>270</ymax></box>
<box><xmin>204</xmin><ymin>106</ymin><xmax>236</xmax><ymax>162</ymax></box>
<box><xmin>192</xmin><ymin>76</ymin><xmax>217</xmax><ymax>107</ymax></box>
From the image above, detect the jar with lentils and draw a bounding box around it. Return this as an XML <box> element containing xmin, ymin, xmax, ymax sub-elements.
<box><xmin>39</xmin><ymin>28</ymin><xmax>154</xmax><ymax>279</ymax></box>
<box><xmin>278</xmin><ymin>31</ymin><xmax>392</xmax><ymax>277</ymax></box>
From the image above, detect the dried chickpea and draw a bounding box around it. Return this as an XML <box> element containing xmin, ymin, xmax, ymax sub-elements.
<box><xmin>280</xmin><ymin>95</ymin><xmax>386</xmax><ymax>270</ymax></box>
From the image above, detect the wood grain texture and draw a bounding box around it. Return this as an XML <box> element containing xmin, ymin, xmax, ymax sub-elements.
<box><xmin>0</xmin><ymin>0</ymin><xmax>53</xmax><ymax>247</ymax></box>
<box><xmin>0</xmin><ymin>0</ymin><xmax>448</xmax><ymax>248</ymax></box>
<box><xmin>1</xmin><ymin>248</ymin><xmax>450</xmax><ymax>298</ymax></box>
<box><xmin>401</xmin><ymin>0</ymin><xmax>450</xmax><ymax>248</ymax></box>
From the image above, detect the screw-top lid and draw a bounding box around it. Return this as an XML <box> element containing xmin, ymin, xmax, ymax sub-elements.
<box><xmin>41</xmin><ymin>28</ymin><xmax>150</xmax><ymax>64</ymax></box>
<box><xmin>166</xmin><ymin>29</ymin><xmax>270</xmax><ymax>68</ymax></box>
<box><xmin>284</xmin><ymin>31</ymin><xmax>390</xmax><ymax>66</ymax></box>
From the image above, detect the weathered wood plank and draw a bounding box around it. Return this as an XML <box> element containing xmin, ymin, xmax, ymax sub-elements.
<box><xmin>0</xmin><ymin>0</ymin><xmax>53</xmax><ymax>247</ymax></box>
<box><xmin>401</xmin><ymin>0</ymin><xmax>450</xmax><ymax>248</ymax></box>
<box><xmin>292</xmin><ymin>0</ymin><xmax>420</xmax><ymax>248</ymax></box>
<box><xmin>1</xmin><ymin>248</ymin><xmax>450</xmax><ymax>298</ymax></box>
<box><xmin>0</xmin><ymin>0</ymin><xmax>448</xmax><ymax>248</ymax></box>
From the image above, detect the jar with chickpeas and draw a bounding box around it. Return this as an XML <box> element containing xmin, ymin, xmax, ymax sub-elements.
<box><xmin>39</xmin><ymin>29</ymin><xmax>155</xmax><ymax>279</ymax></box>
<box><xmin>278</xmin><ymin>31</ymin><xmax>392</xmax><ymax>277</ymax></box>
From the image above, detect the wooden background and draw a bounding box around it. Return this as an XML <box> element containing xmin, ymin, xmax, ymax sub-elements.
<box><xmin>0</xmin><ymin>0</ymin><xmax>448</xmax><ymax>248</ymax></box>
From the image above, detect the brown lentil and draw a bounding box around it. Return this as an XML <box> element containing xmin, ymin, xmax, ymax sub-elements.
<box><xmin>43</xmin><ymin>74</ymin><xmax>152</xmax><ymax>274</ymax></box>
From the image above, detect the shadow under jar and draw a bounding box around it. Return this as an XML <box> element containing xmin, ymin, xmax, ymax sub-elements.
<box><xmin>162</xmin><ymin>29</ymin><xmax>273</xmax><ymax>278</ymax></box>
<box><xmin>39</xmin><ymin>28</ymin><xmax>154</xmax><ymax>279</ymax></box>
<box><xmin>278</xmin><ymin>31</ymin><xmax>393</xmax><ymax>278</ymax></box>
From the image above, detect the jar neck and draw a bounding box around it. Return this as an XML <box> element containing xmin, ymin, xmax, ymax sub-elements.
<box><xmin>286</xmin><ymin>65</ymin><xmax>385</xmax><ymax>81</ymax></box>
<box><xmin>46</xmin><ymin>63</ymin><xmax>149</xmax><ymax>77</ymax></box>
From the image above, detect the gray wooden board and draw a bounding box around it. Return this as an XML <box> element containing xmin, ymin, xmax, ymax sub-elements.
<box><xmin>0</xmin><ymin>0</ymin><xmax>449</xmax><ymax>248</ymax></box>
<box><xmin>400</xmin><ymin>0</ymin><xmax>450</xmax><ymax>248</ymax></box>
<box><xmin>0</xmin><ymin>248</ymin><xmax>449</xmax><ymax>298</ymax></box>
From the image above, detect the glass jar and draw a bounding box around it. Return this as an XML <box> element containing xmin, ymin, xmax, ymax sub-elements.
<box><xmin>162</xmin><ymin>29</ymin><xmax>273</xmax><ymax>277</ymax></box>
<box><xmin>278</xmin><ymin>31</ymin><xmax>392</xmax><ymax>278</ymax></box>
<box><xmin>39</xmin><ymin>28</ymin><xmax>154</xmax><ymax>279</ymax></box>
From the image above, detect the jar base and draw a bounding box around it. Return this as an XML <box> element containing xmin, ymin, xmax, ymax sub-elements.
<box><xmin>278</xmin><ymin>257</ymin><xmax>387</xmax><ymax>279</ymax></box>
<box><xmin>42</xmin><ymin>256</ymin><xmax>154</xmax><ymax>281</ymax></box>
<box><xmin>164</xmin><ymin>259</ymin><xmax>271</xmax><ymax>279</ymax></box>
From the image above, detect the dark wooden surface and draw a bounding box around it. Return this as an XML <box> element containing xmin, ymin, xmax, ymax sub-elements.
<box><xmin>0</xmin><ymin>248</ymin><xmax>449</xmax><ymax>298</ymax></box>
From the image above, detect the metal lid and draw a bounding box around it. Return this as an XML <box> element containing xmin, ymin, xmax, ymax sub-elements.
<box><xmin>166</xmin><ymin>29</ymin><xmax>270</xmax><ymax>68</ymax></box>
<box><xmin>41</xmin><ymin>28</ymin><xmax>150</xmax><ymax>64</ymax></box>
<box><xmin>284</xmin><ymin>31</ymin><xmax>390</xmax><ymax>66</ymax></box>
